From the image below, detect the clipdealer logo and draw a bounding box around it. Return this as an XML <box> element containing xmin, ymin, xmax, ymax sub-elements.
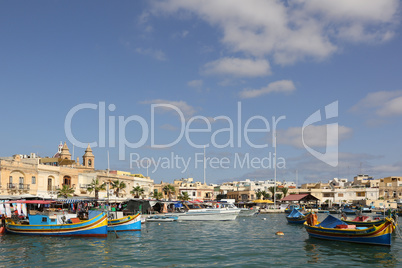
<box><xmin>64</xmin><ymin>101</ymin><xmax>339</xmax><ymax>172</ymax></box>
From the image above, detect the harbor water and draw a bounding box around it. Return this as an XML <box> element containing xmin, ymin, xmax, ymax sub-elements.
<box><xmin>0</xmin><ymin>213</ymin><xmax>401</xmax><ymax>267</ymax></box>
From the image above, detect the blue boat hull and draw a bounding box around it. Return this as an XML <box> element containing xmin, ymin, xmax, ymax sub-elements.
<box><xmin>304</xmin><ymin>218</ymin><xmax>394</xmax><ymax>246</ymax></box>
<box><xmin>6</xmin><ymin>212</ymin><xmax>108</xmax><ymax>237</ymax></box>
<box><xmin>107</xmin><ymin>214</ymin><xmax>141</xmax><ymax>232</ymax></box>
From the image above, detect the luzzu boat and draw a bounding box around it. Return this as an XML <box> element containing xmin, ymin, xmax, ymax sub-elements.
<box><xmin>4</xmin><ymin>200</ymin><xmax>107</xmax><ymax>237</ymax></box>
<box><xmin>342</xmin><ymin>215</ymin><xmax>387</xmax><ymax>227</ymax></box>
<box><xmin>107</xmin><ymin>213</ymin><xmax>141</xmax><ymax>232</ymax></box>
<box><xmin>6</xmin><ymin>212</ymin><xmax>108</xmax><ymax>237</ymax></box>
<box><xmin>304</xmin><ymin>214</ymin><xmax>395</xmax><ymax>246</ymax></box>
<box><xmin>286</xmin><ymin>208</ymin><xmax>309</xmax><ymax>224</ymax></box>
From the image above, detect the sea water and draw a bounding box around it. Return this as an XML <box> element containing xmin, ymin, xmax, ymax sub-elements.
<box><xmin>0</xmin><ymin>213</ymin><xmax>401</xmax><ymax>267</ymax></box>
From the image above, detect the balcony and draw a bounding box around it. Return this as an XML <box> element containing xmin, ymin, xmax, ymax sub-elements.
<box><xmin>47</xmin><ymin>186</ymin><xmax>60</xmax><ymax>192</ymax></box>
<box><xmin>80</xmin><ymin>184</ymin><xmax>91</xmax><ymax>189</ymax></box>
<box><xmin>7</xmin><ymin>183</ymin><xmax>17</xmax><ymax>190</ymax></box>
<box><xmin>18</xmin><ymin>184</ymin><xmax>30</xmax><ymax>191</ymax></box>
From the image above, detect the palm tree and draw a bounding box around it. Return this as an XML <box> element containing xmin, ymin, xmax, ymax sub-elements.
<box><xmin>87</xmin><ymin>178</ymin><xmax>106</xmax><ymax>200</ymax></box>
<box><xmin>256</xmin><ymin>190</ymin><xmax>263</xmax><ymax>200</ymax></box>
<box><xmin>268</xmin><ymin>186</ymin><xmax>276</xmax><ymax>201</ymax></box>
<box><xmin>151</xmin><ymin>191</ymin><xmax>163</xmax><ymax>200</ymax></box>
<box><xmin>111</xmin><ymin>180</ymin><xmax>127</xmax><ymax>197</ymax></box>
<box><xmin>130</xmin><ymin>186</ymin><xmax>144</xmax><ymax>198</ymax></box>
<box><xmin>177</xmin><ymin>192</ymin><xmax>190</xmax><ymax>201</ymax></box>
<box><xmin>276</xmin><ymin>193</ymin><xmax>283</xmax><ymax>200</ymax></box>
<box><xmin>163</xmin><ymin>184</ymin><xmax>176</xmax><ymax>201</ymax></box>
<box><xmin>281</xmin><ymin>187</ymin><xmax>289</xmax><ymax>198</ymax></box>
<box><xmin>263</xmin><ymin>191</ymin><xmax>270</xmax><ymax>200</ymax></box>
<box><xmin>57</xmin><ymin>184</ymin><xmax>75</xmax><ymax>198</ymax></box>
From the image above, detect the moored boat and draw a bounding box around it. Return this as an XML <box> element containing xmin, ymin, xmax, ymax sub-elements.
<box><xmin>304</xmin><ymin>214</ymin><xmax>395</xmax><ymax>246</ymax></box>
<box><xmin>6</xmin><ymin>212</ymin><xmax>108</xmax><ymax>237</ymax></box>
<box><xmin>166</xmin><ymin>202</ymin><xmax>239</xmax><ymax>221</ymax></box>
<box><xmin>286</xmin><ymin>208</ymin><xmax>309</xmax><ymax>224</ymax></box>
<box><xmin>146</xmin><ymin>215</ymin><xmax>178</xmax><ymax>222</ymax></box>
<box><xmin>108</xmin><ymin>213</ymin><xmax>141</xmax><ymax>232</ymax></box>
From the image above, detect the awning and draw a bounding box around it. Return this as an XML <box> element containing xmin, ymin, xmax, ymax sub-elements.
<box><xmin>57</xmin><ymin>199</ymin><xmax>91</xmax><ymax>204</ymax></box>
<box><xmin>4</xmin><ymin>200</ymin><xmax>56</xmax><ymax>204</ymax></box>
<box><xmin>253</xmin><ymin>199</ymin><xmax>274</xmax><ymax>203</ymax></box>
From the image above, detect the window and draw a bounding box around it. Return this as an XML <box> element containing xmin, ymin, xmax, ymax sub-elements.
<box><xmin>63</xmin><ymin>176</ymin><xmax>71</xmax><ymax>186</ymax></box>
<box><xmin>32</xmin><ymin>176</ymin><xmax>36</xmax><ymax>184</ymax></box>
<box><xmin>338</xmin><ymin>193</ymin><xmax>344</xmax><ymax>197</ymax></box>
<box><xmin>88</xmin><ymin>159</ymin><xmax>92</xmax><ymax>167</ymax></box>
<box><xmin>19</xmin><ymin>177</ymin><xmax>24</xmax><ymax>184</ymax></box>
<box><xmin>9</xmin><ymin>176</ymin><xmax>13</xmax><ymax>184</ymax></box>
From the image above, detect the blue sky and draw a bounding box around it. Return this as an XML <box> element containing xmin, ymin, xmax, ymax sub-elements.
<box><xmin>1</xmin><ymin>0</ymin><xmax>402</xmax><ymax>185</ymax></box>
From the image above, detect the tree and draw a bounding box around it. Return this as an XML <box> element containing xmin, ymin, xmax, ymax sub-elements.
<box><xmin>281</xmin><ymin>187</ymin><xmax>289</xmax><ymax>198</ymax></box>
<box><xmin>57</xmin><ymin>184</ymin><xmax>75</xmax><ymax>198</ymax></box>
<box><xmin>177</xmin><ymin>192</ymin><xmax>190</xmax><ymax>201</ymax></box>
<box><xmin>111</xmin><ymin>180</ymin><xmax>127</xmax><ymax>197</ymax></box>
<box><xmin>87</xmin><ymin>178</ymin><xmax>106</xmax><ymax>200</ymax></box>
<box><xmin>263</xmin><ymin>192</ymin><xmax>270</xmax><ymax>200</ymax></box>
<box><xmin>268</xmin><ymin>186</ymin><xmax>276</xmax><ymax>200</ymax></box>
<box><xmin>276</xmin><ymin>193</ymin><xmax>283</xmax><ymax>200</ymax></box>
<box><xmin>130</xmin><ymin>186</ymin><xmax>144</xmax><ymax>198</ymax></box>
<box><xmin>163</xmin><ymin>184</ymin><xmax>176</xmax><ymax>201</ymax></box>
<box><xmin>151</xmin><ymin>191</ymin><xmax>163</xmax><ymax>200</ymax></box>
<box><xmin>256</xmin><ymin>190</ymin><xmax>263</xmax><ymax>200</ymax></box>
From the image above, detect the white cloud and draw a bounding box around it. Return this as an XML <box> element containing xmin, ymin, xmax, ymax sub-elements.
<box><xmin>187</xmin><ymin>79</ymin><xmax>203</xmax><ymax>88</ymax></box>
<box><xmin>239</xmin><ymin>80</ymin><xmax>295</xmax><ymax>99</ymax></box>
<box><xmin>135</xmin><ymin>47</ymin><xmax>167</xmax><ymax>61</ymax></box>
<box><xmin>141</xmin><ymin>99</ymin><xmax>197</xmax><ymax>119</ymax></box>
<box><xmin>202</xmin><ymin>57</ymin><xmax>271</xmax><ymax>77</ymax></box>
<box><xmin>350</xmin><ymin>90</ymin><xmax>402</xmax><ymax>118</ymax></box>
<box><xmin>377</xmin><ymin>96</ymin><xmax>402</xmax><ymax>116</ymax></box>
<box><xmin>151</xmin><ymin>0</ymin><xmax>399</xmax><ymax>65</ymax></box>
<box><xmin>279</xmin><ymin>124</ymin><xmax>352</xmax><ymax>149</ymax></box>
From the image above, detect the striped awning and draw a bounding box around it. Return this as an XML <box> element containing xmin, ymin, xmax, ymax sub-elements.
<box><xmin>57</xmin><ymin>199</ymin><xmax>88</xmax><ymax>203</ymax></box>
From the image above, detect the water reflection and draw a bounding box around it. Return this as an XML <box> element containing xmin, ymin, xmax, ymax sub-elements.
<box><xmin>304</xmin><ymin>237</ymin><xmax>397</xmax><ymax>267</ymax></box>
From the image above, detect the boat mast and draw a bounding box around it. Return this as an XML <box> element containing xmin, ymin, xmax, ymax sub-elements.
<box><xmin>274</xmin><ymin>131</ymin><xmax>277</xmax><ymax>209</ymax></box>
<box><xmin>203</xmin><ymin>146</ymin><xmax>206</xmax><ymax>185</ymax></box>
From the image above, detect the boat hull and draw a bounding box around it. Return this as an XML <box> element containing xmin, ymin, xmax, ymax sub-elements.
<box><xmin>286</xmin><ymin>216</ymin><xmax>307</xmax><ymax>224</ymax></box>
<box><xmin>168</xmin><ymin>210</ymin><xmax>239</xmax><ymax>221</ymax></box>
<box><xmin>343</xmin><ymin>219</ymin><xmax>388</xmax><ymax>227</ymax></box>
<box><xmin>6</xmin><ymin>212</ymin><xmax>108</xmax><ymax>237</ymax></box>
<box><xmin>304</xmin><ymin>219</ymin><xmax>394</xmax><ymax>246</ymax></box>
<box><xmin>107</xmin><ymin>213</ymin><xmax>141</xmax><ymax>232</ymax></box>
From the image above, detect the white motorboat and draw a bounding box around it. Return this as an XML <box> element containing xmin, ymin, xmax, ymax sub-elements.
<box><xmin>166</xmin><ymin>203</ymin><xmax>240</xmax><ymax>221</ymax></box>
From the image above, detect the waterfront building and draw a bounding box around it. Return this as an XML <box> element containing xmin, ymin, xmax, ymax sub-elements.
<box><xmin>379</xmin><ymin>176</ymin><xmax>402</xmax><ymax>201</ymax></box>
<box><xmin>0</xmin><ymin>142</ymin><xmax>153</xmax><ymax>200</ymax></box>
<box><xmin>174</xmin><ymin>178</ymin><xmax>214</xmax><ymax>201</ymax></box>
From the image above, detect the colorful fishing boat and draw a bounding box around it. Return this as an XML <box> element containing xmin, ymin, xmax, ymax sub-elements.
<box><xmin>284</xmin><ymin>204</ymin><xmax>300</xmax><ymax>214</ymax></box>
<box><xmin>6</xmin><ymin>212</ymin><xmax>108</xmax><ymax>237</ymax></box>
<box><xmin>304</xmin><ymin>214</ymin><xmax>395</xmax><ymax>246</ymax></box>
<box><xmin>342</xmin><ymin>215</ymin><xmax>398</xmax><ymax>227</ymax></box>
<box><xmin>108</xmin><ymin>213</ymin><xmax>141</xmax><ymax>232</ymax></box>
<box><xmin>4</xmin><ymin>200</ymin><xmax>107</xmax><ymax>237</ymax></box>
<box><xmin>286</xmin><ymin>208</ymin><xmax>309</xmax><ymax>224</ymax></box>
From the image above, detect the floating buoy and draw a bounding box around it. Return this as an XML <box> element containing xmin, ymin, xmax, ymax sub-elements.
<box><xmin>276</xmin><ymin>231</ymin><xmax>284</xmax><ymax>236</ymax></box>
<box><xmin>158</xmin><ymin>223</ymin><xmax>161</xmax><ymax>225</ymax></box>
<box><xmin>263</xmin><ymin>218</ymin><xmax>267</xmax><ymax>221</ymax></box>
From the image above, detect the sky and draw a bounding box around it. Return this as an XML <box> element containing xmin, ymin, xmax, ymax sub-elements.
<box><xmin>1</xmin><ymin>0</ymin><xmax>402</xmax><ymax>185</ymax></box>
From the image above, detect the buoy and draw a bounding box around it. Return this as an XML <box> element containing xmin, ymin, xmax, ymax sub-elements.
<box><xmin>158</xmin><ymin>223</ymin><xmax>161</xmax><ymax>225</ymax></box>
<box><xmin>263</xmin><ymin>218</ymin><xmax>267</xmax><ymax>221</ymax></box>
<box><xmin>276</xmin><ymin>231</ymin><xmax>284</xmax><ymax>236</ymax></box>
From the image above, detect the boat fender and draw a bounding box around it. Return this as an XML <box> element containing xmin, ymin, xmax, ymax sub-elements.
<box><xmin>276</xmin><ymin>231</ymin><xmax>284</xmax><ymax>236</ymax></box>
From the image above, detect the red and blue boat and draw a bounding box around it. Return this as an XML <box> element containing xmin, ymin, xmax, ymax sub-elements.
<box><xmin>304</xmin><ymin>214</ymin><xmax>395</xmax><ymax>246</ymax></box>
